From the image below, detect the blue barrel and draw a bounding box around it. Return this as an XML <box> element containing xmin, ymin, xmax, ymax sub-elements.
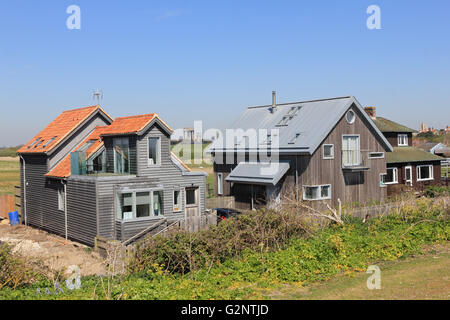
<box><xmin>8</xmin><ymin>211</ymin><xmax>20</xmax><ymax>226</ymax></box>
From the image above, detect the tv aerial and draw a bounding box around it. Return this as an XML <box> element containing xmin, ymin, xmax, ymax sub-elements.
<box><xmin>93</xmin><ymin>89</ymin><xmax>103</xmax><ymax>105</ymax></box>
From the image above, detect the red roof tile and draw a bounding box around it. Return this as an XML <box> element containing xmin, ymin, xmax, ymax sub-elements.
<box><xmin>46</xmin><ymin>126</ymin><xmax>110</xmax><ymax>178</ymax></box>
<box><xmin>100</xmin><ymin>114</ymin><xmax>157</xmax><ymax>136</ymax></box>
<box><xmin>18</xmin><ymin>105</ymin><xmax>112</xmax><ymax>154</ymax></box>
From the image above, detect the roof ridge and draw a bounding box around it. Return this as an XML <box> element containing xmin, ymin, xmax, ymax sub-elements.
<box><xmin>248</xmin><ymin>96</ymin><xmax>353</xmax><ymax>109</ymax></box>
<box><xmin>115</xmin><ymin>113</ymin><xmax>156</xmax><ymax>120</ymax></box>
<box><xmin>61</xmin><ymin>105</ymin><xmax>99</xmax><ymax>113</ymax></box>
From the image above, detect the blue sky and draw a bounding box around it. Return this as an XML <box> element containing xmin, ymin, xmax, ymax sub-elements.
<box><xmin>0</xmin><ymin>0</ymin><xmax>449</xmax><ymax>146</ymax></box>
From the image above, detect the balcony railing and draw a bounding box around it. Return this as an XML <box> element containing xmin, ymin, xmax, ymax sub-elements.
<box><xmin>341</xmin><ymin>150</ymin><xmax>371</xmax><ymax>171</ymax></box>
<box><xmin>70</xmin><ymin>151</ymin><xmax>132</xmax><ymax>176</ymax></box>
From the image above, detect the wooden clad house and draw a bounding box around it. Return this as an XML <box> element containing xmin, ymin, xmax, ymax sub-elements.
<box><xmin>18</xmin><ymin>106</ymin><xmax>207</xmax><ymax>246</ymax></box>
<box><xmin>365</xmin><ymin>107</ymin><xmax>443</xmax><ymax>195</ymax></box>
<box><xmin>208</xmin><ymin>95</ymin><xmax>394</xmax><ymax>210</ymax></box>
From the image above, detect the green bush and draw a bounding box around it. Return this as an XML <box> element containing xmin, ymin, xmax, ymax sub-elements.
<box><xmin>424</xmin><ymin>186</ymin><xmax>450</xmax><ymax>198</ymax></box>
<box><xmin>0</xmin><ymin>244</ymin><xmax>36</xmax><ymax>289</ymax></box>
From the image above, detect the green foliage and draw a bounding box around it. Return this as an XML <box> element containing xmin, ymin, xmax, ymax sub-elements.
<box><xmin>0</xmin><ymin>244</ymin><xmax>38</xmax><ymax>290</ymax></box>
<box><xmin>1</xmin><ymin>197</ymin><xmax>448</xmax><ymax>300</ymax></box>
<box><xmin>424</xmin><ymin>186</ymin><xmax>450</xmax><ymax>198</ymax></box>
<box><xmin>0</xmin><ymin>147</ymin><xmax>20</xmax><ymax>157</ymax></box>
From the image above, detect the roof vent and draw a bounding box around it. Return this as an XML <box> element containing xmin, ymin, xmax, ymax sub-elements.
<box><xmin>270</xmin><ymin>91</ymin><xmax>277</xmax><ymax>113</ymax></box>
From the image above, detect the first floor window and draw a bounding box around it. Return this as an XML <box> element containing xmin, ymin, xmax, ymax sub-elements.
<box><xmin>303</xmin><ymin>184</ymin><xmax>331</xmax><ymax>201</ymax></box>
<box><xmin>173</xmin><ymin>190</ymin><xmax>182</xmax><ymax>212</ymax></box>
<box><xmin>58</xmin><ymin>187</ymin><xmax>65</xmax><ymax>211</ymax></box>
<box><xmin>153</xmin><ymin>191</ymin><xmax>163</xmax><ymax>216</ymax></box>
<box><xmin>148</xmin><ymin>137</ymin><xmax>160</xmax><ymax>166</ymax></box>
<box><xmin>136</xmin><ymin>192</ymin><xmax>151</xmax><ymax>218</ymax></box>
<box><xmin>113</xmin><ymin>137</ymin><xmax>130</xmax><ymax>174</ymax></box>
<box><xmin>217</xmin><ymin>173</ymin><xmax>223</xmax><ymax>195</ymax></box>
<box><xmin>398</xmin><ymin>134</ymin><xmax>408</xmax><ymax>146</ymax></box>
<box><xmin>417</xmin><ymin>165</ymin><xmax>433</xmax><ymax>181</ymax></box>
<box><xmin>118</xmin><ymin>193</ymin><xmax>133</xmax><ymax>220</ymax></box>
<box><xmin>383</xmin><ymin>167</ymin><xmax>398</xmax><ymax>184</ymax></box>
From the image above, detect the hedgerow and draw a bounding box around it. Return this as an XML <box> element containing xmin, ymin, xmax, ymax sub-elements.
<box><xmin>1</xmin><ymin>197</ymin><xmax>448</xmax><ymax>300</ymax></box>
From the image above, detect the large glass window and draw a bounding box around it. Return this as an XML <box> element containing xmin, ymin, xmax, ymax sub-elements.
<box><xmin>417</xmin><ymin>165</ymin><xmax>433</xmax><ymax>181</ymax></box>
<box><xmin>117</xmin><ymin>190</ymin><xmax>164</xmax><ymax>220</ymax></box>
<box><xmin>113</xmin><ymin>138</ymin><xmax>129</xmax><ymax>174</ymax></box>
<box><xmin>118</xmin><ymin>193</ymin><xmax>133</xmax><ymax>220</ymax></box>
<box><xmin>342</xmin><ymin>135</ymin><xmax>360</xmax><ymax>167</ymax></box>
<box><xmin>148</xmin><ymin>137</ymin><xmax>160</xmax><ymax>166</ymax></box>
<box><xmin>153</xmin><ymin>191</ymin><xmax>163</xmax><ymax>216</ymax></box>
<box><xmin>136</xmin><ymin>192</ymin><xmax>150</xmax><ymax>218</ymax></box>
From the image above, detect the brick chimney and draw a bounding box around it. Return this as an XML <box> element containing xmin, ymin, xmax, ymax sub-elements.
<box><xmin>364</xmin><ymin>106</ymin><xmax>376</xmax><ymax>120</ymax></box>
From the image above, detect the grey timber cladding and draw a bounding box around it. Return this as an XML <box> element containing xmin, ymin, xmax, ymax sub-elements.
<box><xmin>21</xmin><ymin>155</ymin><xmax>66</xmax><ymax>237</ymax></box>
<box><xmin>48</xmin><ymin>113</ymin><xmax>112</xmax><ymax>169</ymax></box>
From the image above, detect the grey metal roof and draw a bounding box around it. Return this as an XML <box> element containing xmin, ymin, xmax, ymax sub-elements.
<box><xmin>209</xmin><ymin>96</ymin><xmax>393</xmax><ymax>155</ymax></box>
<box><xmin>225</xmin><ymin>161</ymin><xmax>290</xmax><ymax>186</ymax></box>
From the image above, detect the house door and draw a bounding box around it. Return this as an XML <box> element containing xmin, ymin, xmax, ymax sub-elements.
<box><xmin>185</xmin><ymin>187</ymin><xmax>199</xmax><ymax>218</ymax></box>
<box><xmin>342</xmin><ymin>135</ymin><xmax>360</xmax><ymax>167</ymax></box>
<box><xmin>405</xmin><ymin>166</ymin><xmax>412</xmax><ymax>186</ymax></box>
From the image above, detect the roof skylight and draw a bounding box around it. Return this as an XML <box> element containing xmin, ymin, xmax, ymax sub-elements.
<box><xmin>276</xmin><ymin>106</ymin><xmax>302</xmax><ymax>127</ymax></box>
<box><xmin>43</xmin><ymin>137</ymin><xmax>56</xmax><ymax>148</ymax></box>
<box><xmin>27</xmin><ymin>138</ymin><xmax>41</xmax><ymax>149</ymax></box>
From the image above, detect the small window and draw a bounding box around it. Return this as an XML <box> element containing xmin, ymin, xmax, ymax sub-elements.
<box><xmin>217</xmin><ymin>173</ymin><xmax>223</xmax><ymax>195</ymax></box>
<box><xmin>58</xmin><ymin>187</ymin><xmax>65</xmax><ymax>211</ymax></box>
<box><xmin>173</xmin><ymin>190</ymin><xmax>182</xmax><ymax>212</ymax></box>
<box><xmin>43</xmin><ymin>137</ymin><xmax>56</xmax><ymax>148</ymax></box>
<box><xmin>417</xmin><ymin>165</ymin><xmax>433</xmax><ymax>181</ymax></box>
<box><xmin>383</xmin><ymin>168</ymin><xmax>398</xmax><ymax>184</ymax></box>
<box><xmin>322</xmin><ymin>144</ymin><xmax>334</xmax><ymax>159</ymax></box>
<box><xmin>288</xmin><ymin>133</ymin><xmax>301</xmax><ymax>145</ymax></box>
<box><xmin>303</xmin><ymin>185</ymin><xmax>331</xmax><ymax>201</ymax></box>
<box><xmin>398</xmin><ymin>134</ymin><xmax>408</xmax><ymax>146</ymax></box>
<box><xmin>346</xmin><ymin>110</ymin><xmax>356</xmax><ymax>124</ymax></box>
<box><xmin>28</xmin><ymin>138</ymin><xmax>41</xmax><ymax>149</ymax></box>
<box><xmin>118</xmin><ymin>193</ymin><xmax>133</xmax><ymax>220</ymax></box>
<box><xmin>369</xmin><ymin>152</ymin><xmax>385</xmax><ymax>159</ymax></box>
<box><xmin>148</xmin><ymin>137</ymin><xmax>161</xmax><ymax>166</ymax></box>
<box><xmin>34</xmin><ymin>139</ymin><xmax>44</xmax><ymax>149</ymax></box>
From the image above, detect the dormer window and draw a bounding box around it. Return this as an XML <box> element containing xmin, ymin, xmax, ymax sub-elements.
<box><xmin>148</xmin><ymin>137</ymin><xmax>161</xmax><ymax>166</ymax></box>
<box><xmin>398</xmin><ymin>134</ymin><xmax>408</xmax><ymax>146</ymax></box>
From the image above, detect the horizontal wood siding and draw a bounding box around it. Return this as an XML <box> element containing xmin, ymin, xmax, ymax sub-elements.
<box><xmin>21</xmin><ymin>155</ymin><xmax>66</xmax><ymax>237</ymax></box>
<box><xmin>66</xmin><ymin>179</ymin><xmax>97</xmax><ymax>246</ymax></box>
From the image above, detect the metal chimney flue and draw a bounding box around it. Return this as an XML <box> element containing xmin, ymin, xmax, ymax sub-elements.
<box><xmin>271</xmin><ymin>91</ymin><xmax>277</xmax><ymax>113</ymax></box>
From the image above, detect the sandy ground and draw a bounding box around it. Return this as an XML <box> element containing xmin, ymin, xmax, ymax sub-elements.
<box><xmin>0</xmin><ymin>223</ymin><xmax>106</xmax><ymax>276</ymax></box>
<box><xmin>0</xmin><ymin>157</ymin><xmax>19</xmax><ymax>161</ymax></box>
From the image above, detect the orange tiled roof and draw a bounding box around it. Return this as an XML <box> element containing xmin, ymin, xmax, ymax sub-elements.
<box><xmin>46</xmin><ymin>126</ymin><xmax>110</xmax><ymax>178</ymax></box>
<box><xmin>18</xmin><ymin>105</ymin><xmax>112</xmax><ymax>154</ymax></box>
<box><xmin>100</xmin><ymin>114</ymin><xmax>157</xmax><ymax>136</ymax></box>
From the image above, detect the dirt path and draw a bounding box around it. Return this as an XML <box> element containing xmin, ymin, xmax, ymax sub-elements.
<box><xmin>0</xmin><ymin>224</ymin><xmax>106</xmax><ymax>276</ymax></box>
<box><xmin>267</xmin><ymin>243</ymin><xmax>450</xmax><ymax>300</ymax></box>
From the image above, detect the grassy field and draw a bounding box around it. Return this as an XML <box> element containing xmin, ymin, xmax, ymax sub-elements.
<box><xmin>0</xmin><ymin>158</ymin><xmax>20</xmax><ymax>195</ymax></box>
<box><xmin>269</xmin><ymin>244</ymin><xmax>450</xmax><ymax>300</ymax></box>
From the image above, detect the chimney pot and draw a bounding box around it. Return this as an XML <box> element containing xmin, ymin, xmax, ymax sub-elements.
<box><xmin>364</xmin><ymin>106</ymin><xmax>376</xmax><ymax>120</ymax></box>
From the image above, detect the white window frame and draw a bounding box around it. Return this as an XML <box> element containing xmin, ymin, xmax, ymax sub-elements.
<box><xmin>346</xmin><ymin>110</ymin><xmax>356</xmax><ymax>124</ymax></box>
<box><xmin>379</xmin><ymin>173</ymin><xmax>387</xmax><ymax>187</ymax></box>
<box><xmin>417</xmin><ymin>165</ymin><xmax>433</xmax><ymax>182</ymax></box>
<box><xmin>217</xmin><ymin>173</ymin><xmax>223</xmax><ymax>195</ymax></box>
<box><xmin>147</xmin><ymin>137</ymin><xmax>161</xmax><ymax>167</ymax></box>
<box><xmin>383</xmin><ymin>167</ymin><xmax>398</xmax><ymax>185</ymax></box>
<box><xmin>369</xmin><ymin>152</ymin><xmax>385</xmax><ymax>159</ymax></box>
<box><xmin>57</xmin><ymin>187</ymin><xmax>65</xmax><ymax>211</ymax></box>
<box><xmin>398</xmin><ymin>134</ymin><xmax>408</xmax><ymax>147</ymax></box>
<box><xmin>117</xmin><ymin>188</ymin><xmax>164</xmax><ymax>221</ymax></box>
<box><xmin>322</xmin><ymin>144</ymin><xmax>334</xmax><ymax>159</ymax></box>
<box><xmin>173</xmin><ymin>189</ymin><xmax>182</xmax><ymax>212</ymax></box>
<box><xmin>302</xmin><ymin>184</ymin><xmax>332</xmax><ymax>201</ymax></box>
